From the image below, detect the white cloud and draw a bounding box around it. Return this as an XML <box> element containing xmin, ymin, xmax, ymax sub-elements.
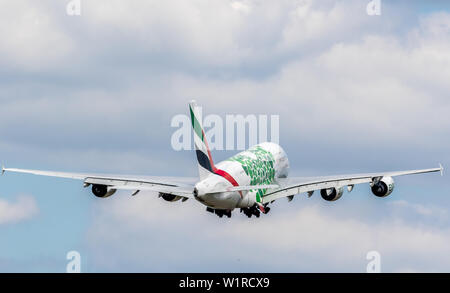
<box><xmin>0</xmin><ymin>195</ymin><xmax>38</xmax><ymax>225</ymax></box>
<box><xmin>388</xmin><ymin>199</ymin><xmax>448</xmax><ymax>219</ymax></box>
<box><xmin>230</xmin><ymin>1</ymin><xmax>251</xmax><ymax>14</ymax></box>
<box><xmin>0</xmin><ymin>0</ymin><xmax>385</xmax><ymax>72</ymax></box>
<box><xmin>0</xmin><ymin>3</ymin><xmax>447</xmax><ymax>170</ymax></box>
<box><xmin>163</xmin><ymin>11</ymin><xmax>450</xmax><ymax>157</ymax></box>
<box><xmin>0</xmin><ymin>1</ymin><xmax>74</xmax><ymax>70</ymax></box>
<box><xmin>0</xmin><ymin>0</ymin><xmax>448</xmax><ymax>273</ymax></box>
<box><xmin>86</xmin><ymin>194</ymin><xmax>450</xmax><ymax>272</ymax></box>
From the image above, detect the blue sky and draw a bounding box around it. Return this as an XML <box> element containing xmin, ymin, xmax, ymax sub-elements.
<box><xmin>0</xmin><ymin>0</ymin><xmax>449</xmax><ymax>272</ymax></box>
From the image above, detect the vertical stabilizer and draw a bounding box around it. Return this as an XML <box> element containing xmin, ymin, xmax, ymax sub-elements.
<box><xmin>189</xmin><ymin>101</ymin><xmax>216</xmax><ymax>180</ymax></box>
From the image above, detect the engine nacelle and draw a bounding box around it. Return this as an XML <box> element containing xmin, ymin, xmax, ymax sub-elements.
<box><xmin>160</xmin><ymin>193</ymin><xmax>182</xmax><ymax>202</ymax></box>
<box><xmin>371</xmin><ymin>176</ymin><xmax>395</xmax><ymax>197</ymax></box>
<box><xmin>320</xmin><ymin>187</ymin><xmax>344</xmax><ymax>201</ymax></box>
<box><xmin>92</xmin><ymin>184</ymin><xmax>116</xmax><ymax>198</ymax></box>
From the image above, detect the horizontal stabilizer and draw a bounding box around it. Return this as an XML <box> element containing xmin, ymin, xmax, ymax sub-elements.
<box><xmin>208</xmin><ymin>184</ymin><xmax>279</xmax><ymax>193</ymax></box>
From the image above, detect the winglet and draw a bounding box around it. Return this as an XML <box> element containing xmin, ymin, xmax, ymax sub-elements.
<box><xmin>439</xmin><ymin>163</ymin><xmax>444</xmax><ymax>176</ymax></box>
<box><xmin>1</xmin><ymin>164</ymin><xmax>5</xmax><ymax>175</ymax></box>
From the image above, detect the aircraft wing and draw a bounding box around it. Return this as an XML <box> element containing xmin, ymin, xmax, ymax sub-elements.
<box><xmin>262</xmin><ymin>165</ymin><xmax>444</xmax><ymax>203</ymax></box>
<box><xmin>2</xmin><ymin>167</ymin><xmax>197</xmax><ymax>198</ymax></box>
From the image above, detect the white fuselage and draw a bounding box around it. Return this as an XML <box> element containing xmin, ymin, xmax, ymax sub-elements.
<box><xmin>194</xmin><ymin>142</ymin><xmax>289</xmax><ymax>210</ymax></box>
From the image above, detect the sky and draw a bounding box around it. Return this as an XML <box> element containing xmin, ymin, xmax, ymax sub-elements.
<box><xmin>0</xmin><ymin>0</ymin><xmax>449</xmax><ymax>272</ymax></box>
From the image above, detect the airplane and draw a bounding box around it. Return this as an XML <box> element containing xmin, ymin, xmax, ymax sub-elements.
<box><xmin>1</xmin><ymin>101</ymin><xmax>444</xmax><ymax>218</ymax></box>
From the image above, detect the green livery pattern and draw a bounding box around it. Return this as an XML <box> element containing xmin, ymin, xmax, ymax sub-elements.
<box><xmin>228</xmin><ymin>146</ymin><xmax>275</xmax><ymax>203</ymax></box>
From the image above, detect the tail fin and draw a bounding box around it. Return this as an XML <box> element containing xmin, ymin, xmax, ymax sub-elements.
<box><xmin>189</xmin><ymin>100</ymin><xmax>217</xmax><ymax>180</ymax></box>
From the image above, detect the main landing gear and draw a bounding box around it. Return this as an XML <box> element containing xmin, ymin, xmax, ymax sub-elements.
<box><xmin>240</xmin><ymin>204</ymin><xmax>271</xmax><ymax>218</ymax></box>
<box><xmin>206</xmin><ymin>203</ymin><xmax>271</xmax><ymax>218</ymax></box>
<box><xmin>206</xmin><ymin>207</ymin><xmax>232</xmax><ymax>218</ymax></box>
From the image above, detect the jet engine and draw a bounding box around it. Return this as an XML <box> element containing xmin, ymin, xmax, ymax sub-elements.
<box><xmin>371</xmin><ymin>176</ymin><xmax>395</xmax><ymax>197</ymax></box>
<box><xmin>320</xmin><ymin>187</ymin><xmax>344</xmax><ymax>201</ymax></box>
<box><xmin>91</xmin><ymin>184</ymin><xmax>116</xmax><ymax>198</ymax></box>
<box><xmin>160</xmin><ymin>193</ymin><xmax>182</xmax><ymax>202</ymax></box>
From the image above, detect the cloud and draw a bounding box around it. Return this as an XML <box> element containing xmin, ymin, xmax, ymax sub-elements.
<box><xmin>0</xmin><ymin>0</ymin><xmax>449</xmax><ymax>273</ymax></box>
<box><xmin>1</xmin><ymin>2</ymin><xmax>448</xmax><ymax>157</ymax></box>
<box><xmin>0</xmin><ymin>195</ymin><xmax>38</xmax><ymax>225</ymax></box>
<box><xmin>0</xmin><ymin>1</ymin><xmax>74</xmax><ymax>71</ymax></box>
<box><xmin>85</xmin><ymin>193</ymin><xmax>450</xmax><ymax>272</ymax></box>
<box><xmin>2</xmin><ymin>11</ymin><xmax>449</xmax><ymax>169</ymax></box>
<box><xmin>159</xmin><ymin>12</ymin><xmax>450</xmax><ymax>175</ymax></box>
<box><xmin>0</xmin><ymin>0</ymin><xmax>411</xmax><ymax>75</ymax></box>
<box><xmin>388</xmin><ymin>199</ymin><xmax>448</xmax><ymax>218</ymax></box>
